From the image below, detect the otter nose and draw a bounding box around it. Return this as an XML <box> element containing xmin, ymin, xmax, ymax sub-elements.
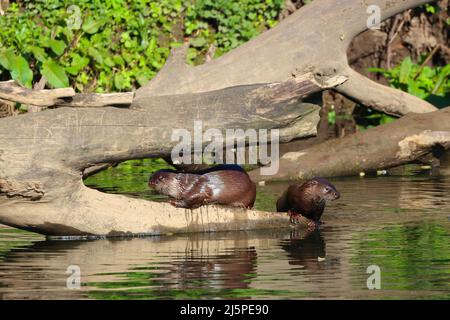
<box><xmin>334</xmin><ymin>191</ymin><xmax>340</xmax><ymax>199</ymax></box>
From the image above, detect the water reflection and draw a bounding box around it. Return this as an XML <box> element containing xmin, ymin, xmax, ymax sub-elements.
<box><xmin>280</xmin><ymin>229</ymin><xmax>327</xmax><ymax>271</ymax></box>
<box><xmin>167</xmin><ymin>246</ymin><xmax>257</xmax><ymax>292</ymax></box>
<box><xmin>0</xmin><ymin>220</ymin><xmax>448</xmax><ymax>299</ymax></box>
<box><xmin>0</xmin><ymin>153</ymin><xmax>449</xmax><ymax>299</ymax></box>
<box><xmin>0</xmin><ymin>231</ymin><xmax>282</xmax><ymax>299</ymax></box>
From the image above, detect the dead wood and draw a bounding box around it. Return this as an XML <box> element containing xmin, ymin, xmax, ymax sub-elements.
<box><xmin>250</xmin><ymin>108</ymin><xmax>450</xmax><ymax>182</ymax></box>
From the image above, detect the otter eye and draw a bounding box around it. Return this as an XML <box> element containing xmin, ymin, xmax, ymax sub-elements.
<box><xmin>324</xmin><ymin>187</ymin><xmax>330</xmax><ymax>192</ymax></box>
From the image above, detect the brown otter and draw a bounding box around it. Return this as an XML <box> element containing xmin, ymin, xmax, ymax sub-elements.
<box><xmin>148</xmin><ymin>166</ymin><xmax>256</xmax><ymax>209</ymax></box>
<box><xmin>276</xmin><ymin>177</ymin><xmax>340</xmax><ymax>229</ymax></box>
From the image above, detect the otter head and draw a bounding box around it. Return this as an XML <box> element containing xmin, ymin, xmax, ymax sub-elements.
<box><xmin>148</xmin><ymin>170</ymin><xmax>178</xmax><ymax>196</ymax></box>
<box><xmin>310</xmin><ymin>177</ymin><xmax>340</xmax><ymax>202</ymax></box>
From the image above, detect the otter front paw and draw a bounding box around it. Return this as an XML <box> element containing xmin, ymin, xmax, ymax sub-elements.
<box><xmin>306</xmin><ymin>220</ymin><xmax>320</xmax><ymax>231</ymax></box>
<box><xmin>288</xmin><ymin>210</ymin><xmax>301</xmax><ymax>225</ymax></box>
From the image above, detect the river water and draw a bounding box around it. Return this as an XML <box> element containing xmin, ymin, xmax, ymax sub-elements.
<box><xmin>0</xmin><ymin>155</ymin><xmax>449</xmax><ymax>299</ymax></box>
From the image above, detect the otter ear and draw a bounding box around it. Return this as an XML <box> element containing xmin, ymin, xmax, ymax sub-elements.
<box><xmin>310</xmin><ymin>179</ymin><xmax>318</xmax><ymax>185</ymax></box>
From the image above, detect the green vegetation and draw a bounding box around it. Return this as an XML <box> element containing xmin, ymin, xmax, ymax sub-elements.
<box><xmin>354</xmin><ymin>57</ymin><xmax>450</xmax><ymax>130</ymax></box>
<box><xmin>0</xmin><ymin>0</ymin><xmax>284</xmax><ymax>92</ymax></box>
<box><xmin>369</xmin><ymin>57</ymin><xmax>450</xmax><ymax>106</ymax></box>
<box><xmin>184</xmin><ymin>0</ymin><xmax>283</xmax><ymax>63</ymax></box>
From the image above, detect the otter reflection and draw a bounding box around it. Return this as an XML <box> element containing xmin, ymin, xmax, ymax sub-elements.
<box><xmin>279</xmin><ymin>229</ymin><xmax>328</xmax><ymax>271</ymax></box>
<box><xmin>0</xmin><ymin>232</ymin><xmax>260</xmax><ymax>299</ymax></box>
<box><xmin>165</xmin><ymin>247</ymin><xmax>257</xmax><ymax>292</ymax></box>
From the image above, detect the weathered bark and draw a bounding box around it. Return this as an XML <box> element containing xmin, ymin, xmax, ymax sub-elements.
<box><xmin>0</xmin><ymin>80</ymin><xmax>75</xmax><ymax>106</ymax></box>
<box><xmin>0</xmin><ymin>80</ymin><xmax>134</xmax><ymax>108</ymax></box>
<box><xmin>249</xmin><ymin>108</ymin><xmax>450</xmax><ymax>182</ymax></box>
<box><xmin>53</xmin><ymin>92</ymin><xmax>134</xmax><ymax>108</ymax></box>
<box><xmin>0</xmin><ymin>0</ymin><xmax>438</xmax><ymax>236</ymax></box>
<box><xmin>335</xmin><ymin>67</ymin><xmax>437</xmax><ymax>115</ymax></box>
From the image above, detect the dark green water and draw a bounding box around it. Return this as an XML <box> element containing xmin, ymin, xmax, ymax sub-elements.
<box><xmin>0</xmin><ymin>157</ymin><xmax>449</xmax><ymax>299</ymax></box>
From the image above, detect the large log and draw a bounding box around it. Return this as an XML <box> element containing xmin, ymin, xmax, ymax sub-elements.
<box><xmin>136</xmin><ymin>0</ymin><xmax>436</xmax><ymax>116</ymax></box>
<box><xmin>0</xmin><ymin>73</ymin><xmax>342</xmax><ymax>236</ymax></box>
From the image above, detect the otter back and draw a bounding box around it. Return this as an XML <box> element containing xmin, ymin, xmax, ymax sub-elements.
<box><xmin>155</xmin><ymin>170</ymin><xmax>256</xmax><ymax>209</ymax></box>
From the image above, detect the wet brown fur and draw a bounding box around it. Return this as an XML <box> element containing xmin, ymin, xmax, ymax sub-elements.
<box><xmin>276</xmin><ymin>177</ymin><xmax>340</xmax><ymax>222</ymax></box>
<box><xmin>149</xmin><ymin>170</ymin><xmax>256</xmax><ymax>209</ymax></box>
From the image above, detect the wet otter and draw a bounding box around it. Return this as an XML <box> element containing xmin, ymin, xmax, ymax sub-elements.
<box><xmin>149</xmin><ymin>165</ymin><xmax>256</xmax><ymax>209</ymax></box>
<box><xmin>276</xmin><ymin>177</ymin><xmax>340</xmax><ymax>229</ymax></box>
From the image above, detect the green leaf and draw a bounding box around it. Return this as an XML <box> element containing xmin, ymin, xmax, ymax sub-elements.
<box><xmin>136</xmin><ymin>71</ymin><xmax>151</xmax><ymax>86</ymax></box>
<box><xmin>190</xmin><ymin>37</ymin><xmax>207</xmax><ymax>48</ymax></box>
<box><xmin>41</xmin><ymin>60</ymin><xmax>69</xmax><ymax>88</ymax></box>
<box><xmin>48</xmin><ymin>39</ymin><xmax>66</xmax><ymax>56</ymax></box>
<box><xmin>433</xmin><ymin>65</ymin><xmax>450</xmax><ymax>94</ymax></box>
<box><xmin>66</xmin><ymin>54</ymin><xmax>90</xmax><ymax>75</ymax></box>
<box><xmin>399</xmin><ymin>57</ymin><xmax>413</xmax><ymax>84</ymax></box>
<box><xmin>10</xmin><ymin>55</ymin><xmax>33</xmax><ymax>88</ymax></box>
<box><xmin>113</xmin><ymin>55</ymin><xmax>125</xmax><ymax>66</ymax></box>
<box><xmin>82</xmin><ymin>16</ymin><xmax>105</xmax><ymax>34</ymax></box>
<box><xmin>114</xmin><ymin>73</ymin><xmax>126</xmax><ymax>90</ymax></box>
<box><xmin>88</xmin><ymin>47</ymin><xmax>104</xmax><ymax>64</ymax></box>
<box><xmin>104</xmin><ymin>57</ymin><xmax>115</xmax><ymax>68</ymax></box>
<box><xmin>0</xmin><ymin>48</ymin><xmax>15</xmax><ymax>70</ymax></box>
<box><xmin>145</xmin><ymin>38</ymin><xmax>157</xmax><ymax>57</ymax></box>
<box><xmin>0</xmin><ymin>49</ymin><xmax>33</xmax><ymax>88</ymax></box>
<box><xmin>29</xmin><ymin>46</ymin><xmax>48</xmax><ymax>62</ymax></box>
<box><xmin>424</xmin><ymin>4</ymin><xmax>436</xmax><ymax>14</ymax></box>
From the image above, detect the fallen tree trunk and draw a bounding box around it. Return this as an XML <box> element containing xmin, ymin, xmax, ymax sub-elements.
<box><xmin>0</xmin><ymin>73</ymin><xmax>341</xmax><ymax>236</ymax></box>
<box><xmin>0</xmin><ymin>0</ymin><xmax>438</xmax><ymax>236</ymax></box>
<box><xmin>136</xmin><ymin>0</ymin><xmax>437</xmax><ymax>116</ymax></box>
<box><xmin>249</xmin><ymin>108</ymin><xmax>450</xmax><ymax>182</ymax></box>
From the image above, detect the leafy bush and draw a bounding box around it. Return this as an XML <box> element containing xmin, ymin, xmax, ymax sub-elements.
<box><xmin>185</xmin><ymin>0</ymin><xmax>283</xmax><ymax>63</ymax></box>
<box><xmin>355</xmin><ymin>57</ymin><xmax>450</xmax><ymax>130</ymax></box>
<box><xmin>369</xmin><ymin>57</ymin><xmax>450</xmax><ymax>105</ymax></box>
<box><xmin>0</xmin><ymin>0</ymin><xmax>284</xmax><ymax>92</ymax></box>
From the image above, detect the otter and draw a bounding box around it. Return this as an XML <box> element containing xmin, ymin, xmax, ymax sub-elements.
<box><xmin>276</xmin><ymin>177</ymin><xmax>340</xmax><ymax>229</ymax></box>
<box><xmin>148</xmin><ymin>166</ymin><xmax>256</xmax><ymax>209</ymax></box>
